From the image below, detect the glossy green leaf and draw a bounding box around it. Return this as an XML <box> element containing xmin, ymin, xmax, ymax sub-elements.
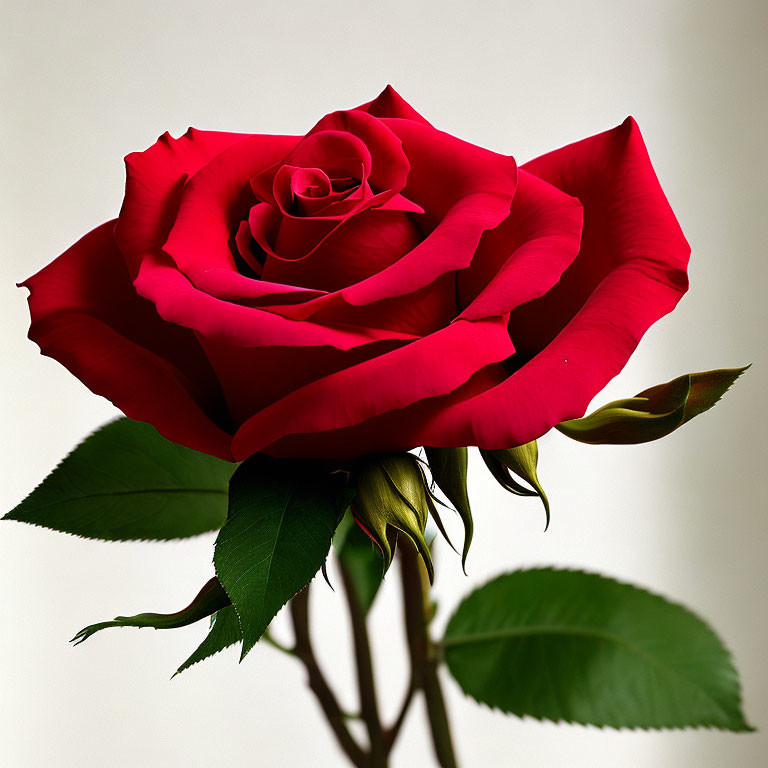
<box><xmin>425</xmin><ymin>447</ymin><xmax>473</xmax><ymax>570</ymax></box>
<box><xmin>72</xmin><ymin>577</ymin><xmax>230</xmax><ymax>645</ymax></box>
<box><xmin>175</xmin><ymin>606</ymin><xmax>243</xmax><ymax>676</ymax></box>
<box><xmin>481</xmin><ymin>442</ymin><xmax>550</xmax><ymax>530</ymax></box>
<box><xmin>214</xmin><ymin>456</ymin><xmax>348</xmax><ymax>659</ymax></box>
<box><xmin>334</xmin><ymin>510</ymin><xmax>384</xmax><ymax>615</ymax></box>
<box><xmin>556</xmin><ymin>367</ymin><xmax>748</xmax><ymax>445</ymax></box>
<box><xmin>5</xmin><ymin>417</ymin><xmax>234</xmax><ymax>541</ymax></box>
<box><xmin>443</xmin><ymin>569</ymin><xmax>751</xmax><ymax>731</ymax></box>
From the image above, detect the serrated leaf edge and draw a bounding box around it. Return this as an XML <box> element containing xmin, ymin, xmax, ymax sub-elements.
<box><xmin>443</xmin><ymin>567</ymin><xmax>754</xmax><ymax>733</ymax></box>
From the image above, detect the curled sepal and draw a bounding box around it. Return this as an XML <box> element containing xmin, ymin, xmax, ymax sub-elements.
<box><xmin>425</xmin><ymin>447</ymin><xmax>473</xmax><ymax>570</ymax></box>
<box><xmin>556</xmin><ymin>367</ymin><xmax>749</xmax><ymax>445</ymax></box>
<box><xmin>352</xmin><ymin>454</ymin><xmax>434</xmax><ymax>583</ymax></box>
<box><xmin>71</xmin><ymin>577</ymin><xmax>230</xmax><ymax>645</ymax></box>
<box><xmin>481</xmin><ymin>442</ymin><xmax>550</xmax><ymax>530</ymax></box>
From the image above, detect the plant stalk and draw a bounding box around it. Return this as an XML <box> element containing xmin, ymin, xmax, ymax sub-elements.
<box><xmin>290</xmin><ymin>586</ymin><xmax>368</xmax><ymax>768</ymax></box>
<box><xmin>399</xmin><ymin>539</ymin><xmax>459</xmax><ymax>768</ymax></box>
<box><xmin>339</xmin><ymin>562</ymin><xmax>387</xmax><ymax>767</ymax></box>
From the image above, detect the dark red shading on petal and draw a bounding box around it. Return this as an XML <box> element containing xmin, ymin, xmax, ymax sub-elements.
<box><xmin>307</xmin><ymin>110</ymin><xmax>410</xmax><ymax>195</ymax></box>
<box><xmin>458</xmin><ymin>170</ymin><xmax>583</xmax><ymax>318</ymax></box>
<box><xmin>356</xmin><ymin>85</ymin><xmax>433</xmax><ymax>126</ymax></box>
<box><xmin>162</xmin><ymin>133</ymin><xmax>300</xmax><ymax>281</ymax></box>
<box><xmin>261</xmin><ymin>208</ymin><xmax>423</xmax><ymax>291</ymax></box>
<box><xmin>251</xmin><ymin>130</ymin><xmax>371</xmax><ymax>212</ymax></box>
<box><xmin>198</xmin><ymin>337</ymin><xmax>408</xmax><ymax>427</ymax></box>
<box><xmin>404</xmin><ymin>118</ymin><xmax>691</xmax><ymax>450</ymax></box>
<box><xmin>261</xmin><ymin>365</ymin><xmax>506</xmax><ymax>459</ymax></box>
<box><xmin>115</xmin><ymin>128</ymin><xmax>251</xmax><ymax>277</ymax></box>
<box><xmin>231</xmin><ymin>317</ymin><xmax>515</xmax><ymax>460</ymax></box>
<box><xmin>134</xmin><ymin>252</ymin><xmax>419</xmax><ymax>349</ymax></box>
<box><xmin>22</xmin><ymin>221</ymin><xmax>234</xmax><ymax>459</ymax></box>
<box><xmin>272</xmin><ymin>119</ymin><xmax>517</xmax><ymax>318</ymax></box>
<box><xmin>304</xmin><ymin>271</ymin><xmax>457</xmax><ymax>338</ymax></box>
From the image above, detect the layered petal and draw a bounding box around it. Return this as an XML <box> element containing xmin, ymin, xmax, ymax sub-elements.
<box><xmin>134</xmin><ymin>251</ymin><xmax>419</xmax><ymax>349</ymax></box>
<box><xmin>262</xmin><ymin>119</ymin><xmax>517</xmax><ymax>322</ymax></box>
<box><xmin>162</xmin><ymin>133</ymin><xmax>301</xmax><ymax>281</ymax></box>
<box><xmin>115</xmin><ymin>128</ymin><xmax>252</xmax><ymax>276</ymax></box>
<box><xmin>23</xmin><ymin>221</ymin><xmax>234</xmax><ymax>459</ymax></box>
<box><xmin>231</xmin><ymin>317</ymin><xmax>514</xmax><ymax>459</ymax></box>
<box><xmin>355</xmin><ymin>85</ymin><xmax>433</xmax><ymax>126</ymax></box>
<box><xmin>394</xmin><ymin>118</ymin><xmax>690</xmax><ymax>450</ymax></box>
<box><xmin>260</xmin><ymin>208</ymin><xmax>423</xmax><ymax>291</ymax></box>
<box><xmin>458</xmin><ymin>170</ymin><xmax>583</xmax><ymax>318</ymax></box>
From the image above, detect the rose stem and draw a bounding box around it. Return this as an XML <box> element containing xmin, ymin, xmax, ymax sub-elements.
<box><xmin>339</xmin><ymin>560</ymin><xmax>388</xmax><ymax>767</ymax></box>
<box><xmin>399</xmin><ymin>538</ymin><xmax>460</xmax><ymax>768</ymax></box>
<box><xmin>290</xmin><ymin>586</ymin><xmax>369</xmax><ymax>768</ymax></box>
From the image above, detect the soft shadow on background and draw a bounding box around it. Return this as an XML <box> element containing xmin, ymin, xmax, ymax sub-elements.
<box><xmin>1</xmin><ymin>1</ymin><xmax>766</xmax><ymax>766</ymax></box>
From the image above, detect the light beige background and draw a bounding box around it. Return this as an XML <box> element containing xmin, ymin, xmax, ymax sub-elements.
<box><xmin>1</xmin><ymin>1</ymin><xmax>766</xmax><ymax>766</ymax></box>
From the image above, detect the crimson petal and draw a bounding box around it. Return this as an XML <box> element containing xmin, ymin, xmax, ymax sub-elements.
<box><xmin>23</xmin><ymin>221</ymin><xmax>234</xmax><ymax>459</ymax></box>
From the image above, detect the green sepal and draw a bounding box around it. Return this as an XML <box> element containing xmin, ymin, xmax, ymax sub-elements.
<box><xmin>4</xmin><ymin>417</ymin><xmax>234</xmax><ymax>541</ymax></box>
<box><xmin>425</xmin><ymin>447</ymin><xmax>473</xmax><ymax>571</ymax></box>
<box><xmin>71</xmin><ymin>577</ymin><xmax>230</xmax><ymax>645</ymax></box>
<box><xmin>174</xmin><ymin>605</ymin><xmax>242</xmax><ymax>677</ymax></box>
<box><xmin>556</xmin><ymin>366</ymin><xmax>749</xmax><ymax>445</ymax></box>
<box><xmin>352</xmin><ymin>454</ymin><xmax>434</xmax><ymax>582</ymax></box>
<box><xmin>481</xmin><ymin>442</ymin><xmax>550</xmax><ymax>530</ymax></box>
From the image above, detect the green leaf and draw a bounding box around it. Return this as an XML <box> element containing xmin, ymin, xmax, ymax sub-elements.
<box><xmin>425</xmin><ymin>447</ymin><xmax>473</xmax><ymax>570</ymax></box>
<box><xmin>5</xmin><ymin>417</ymin><xmax>235</xmax><ymax>541</ymax></box>
<box><xmin>334</xmin><ymin>510</ymin><xmax>384</xmax><ymax>615</ymax></box>
<box><xmin>214</xmin><ymin>456</ymin><xmax>348</xmax><ymax>659</ymax></box>
<box><xmin>556</xmin><ymin>367</ymin><xmax>749</xmax><ymax>445</ymax></box>
<box><xmin>72</xmin><ymin>577</ymin><xmax>230</xmax><ymax>645</ymax></box>
<box><xmin>175</xmin><ymin>606</ymin><xmax>243</xmax><ymax>676</ymax></box>
<box><xmin>443</xmin><ymin>569</ymin><xmax>751</xmax><ymax>731</ymax></box>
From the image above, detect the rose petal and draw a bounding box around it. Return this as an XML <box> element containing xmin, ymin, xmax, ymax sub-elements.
<box><xmin>268</xmin><ymin>119</ymin><xmax>517</xmax><ymax>319</ymax></box>
<box><xmin>262</xmin><ymin>364</ymin><xmax>507</xmax><ymax>459</ymax></box>
<box><xmin>251</xmin><ymin>130</ymin><xmax>371</xmax><ymax>211</ymax></box>
<box><xmin>261</xmin><ymin>208</ymin><xmax>423</xmax><ymax>291</ymax></box>
<box><xmin>162</xmin><ymin>133</ymin><xmax>300</xmax><ymax>281</ymax></box>
<box><xmin>231</xmin><ymin>316</ymin><xmax>515</xmax><ymax>460</ymax></box>
<box><xmin>23</xmin><ymin>221</ymin><xmax>234</xmax><ymax>459</ymax></box>
<box><xmin>115</xmin><ymin>128</ymin><xmax>251</xmax><ymax>277</ymax></box>
<box><xmin>400</xmin><ymin>118</ymin><xmax>691</xmax><ymax>450</ymax></box>
<box><xmin>356</xmin><ymin>85</ymin><xmax>433</xmax><ymax>126</ymax></box>
<box><xmin>458</xmin><ymin>169</ymin><xmax>583</xmax><ymax>318</ymax></box>
<box><xmin>307</xmin><ymin>109</ymin><xmax>410</xmax><ymax>194</ymax></box>
<box><xmin>134</xmin><ymin>251</ymin><xmax>419</xmax><ymax>349</ymax></box>
<box><xmin>198</xmin><ymin>337</ymin><xmax>407</xmax><ymax>427</ymax></box>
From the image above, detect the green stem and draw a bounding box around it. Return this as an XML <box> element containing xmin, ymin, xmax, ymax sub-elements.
<box><xmin>399</xmin><ymin>539</ymin><xmax>459</xmax><ymax>768</ymax></box>
<box><xmin>339</xmin><ymin>562</ymin><xmax>387</xmax><ymax>767</ymax></box>
<box><xmin>290</xmin><ymin>586</ymin><xmax>368</xmax><ymax>768</ymax></box>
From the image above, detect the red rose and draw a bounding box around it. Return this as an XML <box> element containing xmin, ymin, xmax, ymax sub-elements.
<box><xmin>22</xmin><ymin>86</ymin><xmax>689</xmax><ymax>461</ymax></box>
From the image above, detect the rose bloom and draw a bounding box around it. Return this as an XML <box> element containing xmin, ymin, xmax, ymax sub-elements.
<box><xmin>23</xmin><ymin>87</ymin><xmax>689</xmax><ymax>461</ymax></box>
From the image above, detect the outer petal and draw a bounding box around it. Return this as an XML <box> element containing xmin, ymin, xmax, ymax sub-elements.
<box><xmin>405</xmin><ymin>118</ymin><xmax>691</xmax><ymax>449</ymax></box>
<box><xmin>162</xmin><ymin>133</ymin><xmax>300</xmax><ymax>281</ymax></box>
<box><xmin>231</xmin><ymin>317</ymin><xmax>515</xmax><ymax>460</ymax></box>
<box><xmin>115</xmin><ymin>128</ymin><xmax>251</xmax><ymax>276</ymax></box>
<box><xmin>23</xmin><ymin>221</ymin><xmax>234</xmax><ymax>459</ymax></box>
<box><xmin>355</xmin><ymin>85</ymin><xmax>433</xmax><ymax>126</ymax></box>
<box><xmin>260</xmin><ymin>365</ymin><xmax>508</xmax><ymax>459</ymax></box>
<box><xmin>458</xmin><ymin>170</ymin><xmax>583</xmax><ymax>318</ymax></box>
